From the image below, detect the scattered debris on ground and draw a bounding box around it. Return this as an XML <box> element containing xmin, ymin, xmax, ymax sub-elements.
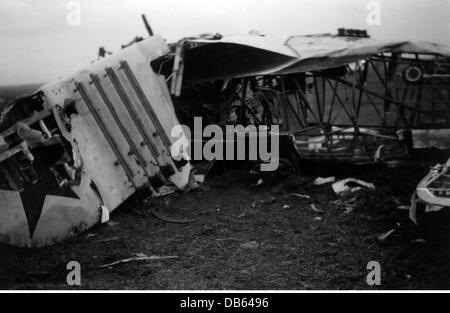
<box><xmin>1</xmin><ymin>163</ymin><xmax>450</xmax><ymax>290</ymax></box>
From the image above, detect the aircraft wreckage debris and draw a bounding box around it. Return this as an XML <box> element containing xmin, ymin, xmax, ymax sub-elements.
<box><xmin>98</xmin><ymin>253</ymin><xmax>179</xmax><ymax>269</ymax></box>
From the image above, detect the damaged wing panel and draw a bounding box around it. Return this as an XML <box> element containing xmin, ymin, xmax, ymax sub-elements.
<box><xmin>164</xmin><ymin>35</ymin><xmax>299</xmax><ymax>87</ymax></box>
<box><xmin>0</xmin><ymin>36</ymin><xmax>192</xmax><ymax>247</ymax></box>
<box><xmin>164</xmin><ymin>33</ymin><xmax>450</xmax><ymax>86</ymax></box>
<box><xmin>281</xmin><ymin>35</ymin><xmax>450</xmax><ymax>74</ymax></box>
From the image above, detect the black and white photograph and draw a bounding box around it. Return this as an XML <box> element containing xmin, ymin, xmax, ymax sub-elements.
<box><xmin>1</xmin><ymin>0</ymin><xmax>450</xmax><ymax>297</ymax></box>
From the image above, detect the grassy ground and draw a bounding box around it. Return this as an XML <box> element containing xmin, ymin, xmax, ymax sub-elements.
<box><xmin>1</xmin><ymin>161</ymin><xmax>450</xmax><ymax>290</ymax></box>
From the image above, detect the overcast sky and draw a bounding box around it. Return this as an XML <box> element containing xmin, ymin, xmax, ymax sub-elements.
<box><xmin>1</xmin><ymin>0</ymin><xmax>449</xmax><ymax>86</ymax></box>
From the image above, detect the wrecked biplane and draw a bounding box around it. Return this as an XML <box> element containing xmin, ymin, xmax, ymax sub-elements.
<box><xmin>156</xmin><ymin>30</ymin><xmax>450</xmax><ymax>167</ymax></box>
<box><xmin>2</xmin><ymin>26</ymin><xmax>450</xmax><ymax>247</ymax></box>
<box><xmin>155</xmin><ymin>29</ymin><xmax>450</xmax><ymax>224</ymax></box>
<box><xmin>0</xmin><ymin>36</ymin><xmax>192</xmax><ymax>247</ymax></box>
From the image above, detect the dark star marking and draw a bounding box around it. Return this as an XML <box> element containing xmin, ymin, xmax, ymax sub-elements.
<box><xmin>19</xmin><ymin>168</ymin><xmax>79</xmax><ymax>239</ymax></box>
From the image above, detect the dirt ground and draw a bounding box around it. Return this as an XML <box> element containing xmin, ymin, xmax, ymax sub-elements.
<box><xmin>1</xmin><ymin>160</ymin><xmax>450</xmax><ymax>290</ymax></box>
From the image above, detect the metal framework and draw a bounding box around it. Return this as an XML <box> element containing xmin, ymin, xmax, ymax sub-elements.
<box><xmin>213</xmin><ymin>53</ymin><xmax>450</xmax><ymax>164</ymax></box>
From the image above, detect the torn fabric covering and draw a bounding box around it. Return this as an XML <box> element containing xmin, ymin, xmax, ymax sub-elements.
<box><xmin>279</xmin><ymin>35</ymin><xmax>450</xmax><ymax>74</ymax></box>
<box><xmin>286</xmin><ymin>35</ymin><xmax>450</xmax><ymax>59</ymax></box>
<box><xmin>176</xmin><ymin>34</ymin><xmax>450</xmax><ymax>84</ymax></box>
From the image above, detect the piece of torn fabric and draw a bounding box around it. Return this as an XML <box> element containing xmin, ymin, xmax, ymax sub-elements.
<box><xmin>332</xmin><ymin>178</ymin><xmax>376</xmax><ymax>195</ymax></box>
